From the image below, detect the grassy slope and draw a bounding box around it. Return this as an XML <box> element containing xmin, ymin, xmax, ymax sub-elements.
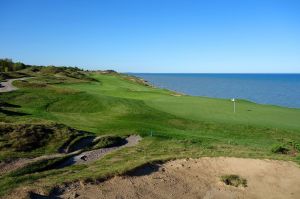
<box><xmin>0</xmin><ymin>73</ymin><xmax>300</xmax><ymax>196</ymax></box>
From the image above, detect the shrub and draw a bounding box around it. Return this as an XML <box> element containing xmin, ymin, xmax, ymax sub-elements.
<box><xmin>271</xmin><ymin>144</ymin><xmax>290</xmax><ymax>154</ymax></box>
<box><xmin>294</xmin><ymin>143</ymin><xmax>300</xmax><ymax>152</ymax></box>
<box><xmin>287</xmin><ymin>140</ymin><xmax>300</xmax><ymax>152</ymax></box>
<box><xmin>221</xmin><ymin>174</ymin><xmax>247</xmax><ymax>187</ymax></box>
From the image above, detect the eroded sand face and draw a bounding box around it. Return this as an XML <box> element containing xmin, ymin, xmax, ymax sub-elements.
<box><xmin>59</xmin><ymin>157</ymin><xmax>300</xmax><ymax>199</ymax></box>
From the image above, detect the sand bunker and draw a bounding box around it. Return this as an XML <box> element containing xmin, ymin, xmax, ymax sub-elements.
<box><xmin>58</xmin><ymin>157</ymin><xmax>300</xmax><ymax>199</ymax></box>
<box><xmin>58</xmin><ymin>135</ymin><xmax>142</xmax><ymax>167</ymax></box>
<box><xmin>1</xmin><ymin>136</ymin><xmax>141</xmax><ymax>175</ymax></box>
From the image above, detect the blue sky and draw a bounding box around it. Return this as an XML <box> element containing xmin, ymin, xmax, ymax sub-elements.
<box><xmin>1</xmin><ymin>0</ymin><xmax>300</xmax><ymax>73</ymax></box>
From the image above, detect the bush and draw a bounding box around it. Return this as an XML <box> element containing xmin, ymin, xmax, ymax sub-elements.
<box><xmin>221</xmin><ymin>174</ymin><xmax>247</xmax><ymax>187</ymax></box>
<box><xmin>0</xmin><ymin>58</ymin><xmax>28</xmax><ymax>72</ymax></box>
<box><xmin>294</xmin><ymin>143</ymin><xmax>300</xmax><ymax>152</ymax></box>
<box><xmin>287</xmin><ymin>140</ymin><xmax>300</xmax><ymax>152</ymax></box>
<box><xmin>271</xmin><ymin>144</ymin><xmax>290</xmax><ymax>154</ymax></box>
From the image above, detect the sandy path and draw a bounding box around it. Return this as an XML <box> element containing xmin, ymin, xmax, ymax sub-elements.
<box><xmin>0</xmin><ymin>135</ymin><xmax>141</xmax><ymax>176</ymax></box>
<box><xmin>58</xmin><ymin>135</ymin><xmax>142</xmax><ymax>167</ymax></box>
<box><xmin>0</xmin><ymin>77</ymin><xmax>30</xmax><ymax>92</ymax></box>
<box><xmin>58</xmin><ymin>157</ymin><xmax>300</xmax><ymax>199</ymax></box>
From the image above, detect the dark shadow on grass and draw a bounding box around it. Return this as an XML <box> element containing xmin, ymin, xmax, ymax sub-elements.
<box><xmin>54</xmin><ymin>156</ymin><xmax>77</xmax><ymax>169</ymax></box>
<box><xmin>0</xmin><ymin>102</ymin><xmax>29</xmax><ymax>116</ymax></box>
<box><xmin>67</xmin><ymin>136</ymin><xmax>95</xmax><ymax>152</ymax></box>
<box><xmin>0</xmin><ymin>102</ymin><xmax>21</xmax><ymax>108</ymax></box>
<box><xmin>57</xmin><ymin>132</ymin><xmax>86</xmax><ymax>153</ymax></box>
<box><xmin>0</xmin><ymin>108</ymin><xmax>30</xmax><ymax>116</ymax></box>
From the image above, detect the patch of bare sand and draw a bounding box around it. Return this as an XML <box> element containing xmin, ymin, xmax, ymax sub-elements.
<box><xmin>58</xmin><ymin>135</ymin><xmax>142</xmax><ymax>167</ymax></box>
<box><xmin>0</xmin><ymin>77</ymin><xmax>31</xmax><ymax>92</ymax></box>
<box><xmin>58</xmin><ymin>157</ymin><xmax>300</xmax><ymax>199</ymax></box>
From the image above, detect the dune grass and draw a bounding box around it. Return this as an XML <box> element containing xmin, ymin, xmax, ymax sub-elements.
<box><xmin>0</xmin><ymin>72</ymin><xmax>300</xmax><ymax>196</ymax></box>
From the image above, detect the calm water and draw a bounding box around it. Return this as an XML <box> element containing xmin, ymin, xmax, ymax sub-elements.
<box><xmin>132</xmin><ymin>73</ymin><xmax>300</xmax><ymax>108</ymax></box>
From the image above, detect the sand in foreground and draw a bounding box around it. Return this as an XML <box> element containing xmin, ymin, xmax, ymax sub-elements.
<box><xmin>59</xmin><ymin>157</ymin><xmax>300</xmax><ymax>199</ymax></box>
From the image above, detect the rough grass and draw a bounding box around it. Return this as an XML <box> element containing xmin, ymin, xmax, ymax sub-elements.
<box><xmin>66</xmin><ymin>135</ymin><xmax>95</xmax><ymax>152</ymax></box>
<box><xmin>0</xmin><ymin>123</ymin><xmax>84</xmax><ymax>160</ymax></box>
<box><xmin>0</xmin><ymin>70</ymin><xmax>300</xmax><ymax>197</ymax></box>
<box><xmin>8</xmin><ymin>155</ymin><xmax>72</xmax><ymax>177</ymax></box>
<box><xmin>221</xmin><ymin>174</ymin><xmax>247</xmax><ymax>187</ymax></box>
<box><xmin>0</xmin><ymin>71</ymin><xmax>28</xmax><ymax>81</ymax></box>
<box><xmin>92</xmin><ymin>135</ymin><xmax>127</xmax><ymax>149</ymax></box>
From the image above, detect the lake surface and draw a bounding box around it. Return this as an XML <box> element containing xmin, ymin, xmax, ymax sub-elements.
<box><xmin>132</xmin><ymin>73</ymin><xmax>300</xmax><ymax>108</ymax></box>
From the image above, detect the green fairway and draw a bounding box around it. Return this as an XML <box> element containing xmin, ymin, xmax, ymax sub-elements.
<box><xmin>1</xmin><ymin>71</ymin><xmax>300</xmax><ymax>197</ymax></box>
<box><xmin>61</xmin><ymin>73</ymin><xmax>300</xmax><ymax>130</ymax></box>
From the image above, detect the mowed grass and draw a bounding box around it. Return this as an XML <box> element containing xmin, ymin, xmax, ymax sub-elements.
<box><xmin>63</xmin><ymin>74</ymin><xmax>300</xmax><ymax>130</ymax></box>
<box><xmin>0</xmin><ymin>73</ymin><xmax>300</xmax><ymax>196</ymax></box>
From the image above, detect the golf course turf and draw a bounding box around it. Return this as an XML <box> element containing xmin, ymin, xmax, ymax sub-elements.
<box><xmin>0</xmin><ymin>70</ymin><xmax>300</xmax><ymax>197</ymax></box>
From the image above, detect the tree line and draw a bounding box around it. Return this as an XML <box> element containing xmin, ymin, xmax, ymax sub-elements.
<box><xmin>0</xmin><ymin>58</ymin><xmax>28</xmax><ymax>72</ymax></box>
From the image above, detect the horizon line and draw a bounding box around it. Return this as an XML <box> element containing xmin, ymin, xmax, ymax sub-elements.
<box><xmin>125</xmin><ymin>72</ymin><xmax>300</xmax><ymax>74</ymax></box>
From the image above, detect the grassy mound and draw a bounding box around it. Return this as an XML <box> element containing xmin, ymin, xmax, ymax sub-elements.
<box><xmin>0</xmin><ymin>123</ymin><xmax>84</xmax><ymax>159</ymax></box>
<box><xmin>92</xmin><ymin>135</ymin><xmax>127</xmax><ymax>149</ymax></box>
<box><xmin>8</xmin><ymin>156</ymin><xmax>72</xmax><ymax>177</ymax></box>
<box><xmin>0</xmin><ymin>58</ymin><xmax>98</xmax><ymax>83</ymax></box>
<box><xmin>13</xmin><ymin>80</ymin><xmax>48</xmax><ymax>88</ymax></box>
<box><xmin>66</xmin><ymin>135</ymin><xmax>95</xmax><ymax>152</ymax></box>
<box><xmin>0</xmin><ymin>71</ymin><xmax>28</xmax><ymax>81</ymax></box>
<box><xmin>24</xmin><ymin>66</ymin><xmax>96</xmax><ymax>82</ymax></box>
<box><xmin>66</xmin><ymin>135</ymin><xmax>127</xmax><ymax>152</ymax></box>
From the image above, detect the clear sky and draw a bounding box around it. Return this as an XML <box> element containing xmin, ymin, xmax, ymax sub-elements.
<box><xmin>1</xmin><ymin>0</ymin><xmax>300</xmax><ymax>73</ymax></box>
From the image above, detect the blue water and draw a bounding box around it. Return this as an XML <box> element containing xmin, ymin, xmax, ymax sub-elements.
<box><xmin>132</xmin><ymin>73</ymin><xmax>300</xmax><ymax>108</ymax></box>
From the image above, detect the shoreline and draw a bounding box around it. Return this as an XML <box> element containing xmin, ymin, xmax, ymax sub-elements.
<box><xmin>129</xmin><ymin>73</ymin><xmax>300</xmax><ymax>110</ymax></box>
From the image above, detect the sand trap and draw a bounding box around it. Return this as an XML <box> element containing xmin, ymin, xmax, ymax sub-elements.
<box><xmin>1</xmin><ymin>135</ymin><xmax>142</xmax><ymax>176</ymax></box>
<box><xmin>58</xmin><ymin>135</ymin><xmax>142</xmax><ymax>168</ymax></box>
<box><xmin>58</xmin><ymin>157</ymin><xmax>300</xmax><ymax>199</ymax></box>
